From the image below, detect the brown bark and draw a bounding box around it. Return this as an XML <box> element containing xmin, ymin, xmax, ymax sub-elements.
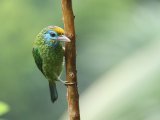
<box><xmin>61</xmin><ymin>0</ymin><xmax>80</xmax><ymax>120</ymax></box>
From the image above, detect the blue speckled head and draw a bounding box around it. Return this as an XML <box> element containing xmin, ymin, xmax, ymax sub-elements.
<box><xmin>43</xmin><ymin>26</ymin><xmax>70</xmax><ymax>48</ymax></box>
<box><xmin>44</xmin><ymin>30</ymin><xmax>59</xmax><ymax>47</ymax></box>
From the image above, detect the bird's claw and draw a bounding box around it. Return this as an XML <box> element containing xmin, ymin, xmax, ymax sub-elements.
<box><xmin>64</xmin><ymin>81</ymin><xmax>76</xmax><ymax>86</ymax></box>
<box><xmin>58</xmin><ymin>79</ymin><xmax>75</xmax><ymax>86</ymax></box>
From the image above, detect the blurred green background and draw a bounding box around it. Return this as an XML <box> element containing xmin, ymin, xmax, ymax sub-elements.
<box><xmin>1</xmin><ymin>0</ymin><xmax>160</xmax><ymax>120</ymax></box>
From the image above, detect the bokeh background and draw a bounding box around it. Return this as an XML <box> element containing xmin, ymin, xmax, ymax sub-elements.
<box><xmin>1</xmin><ymin>0</ymin><xmax>160</xmax><ymax>120</ymax></box>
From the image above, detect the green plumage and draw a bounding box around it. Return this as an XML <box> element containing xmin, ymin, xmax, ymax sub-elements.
<box><xmin>32</xmin><ymin>26</ymin><xmax>69</xmax><ymax>103</ymax></box>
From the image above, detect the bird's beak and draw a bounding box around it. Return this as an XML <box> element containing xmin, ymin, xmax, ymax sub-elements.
<box><xmin>56</xmin><ymin>35</ymin><xmax>71</xmax><ymax>42</ymax></box>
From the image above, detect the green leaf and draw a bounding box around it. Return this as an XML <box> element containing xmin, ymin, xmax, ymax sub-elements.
<box><xmin>0</xmin><ymin>101</ymin><xmax>9</xmax><ymax>116</ymax></box>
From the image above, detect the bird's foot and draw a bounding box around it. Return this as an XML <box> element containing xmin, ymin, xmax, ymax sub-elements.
<box><xmin>55</xmin><ymin>73</ymin><xmax>76</xmax><ymax>86</ymax></box>
<box><xmin>64</xmin><ymin>81</ymin><xmax>76</xmax><ymax>86</ymax></box>
<box><xmin>58</xmin><ymin>79</ymin><xmax>75</xmax><ymax>86</ymax></box>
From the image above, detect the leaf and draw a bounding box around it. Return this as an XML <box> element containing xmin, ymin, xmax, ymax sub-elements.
<box><xmin>0</xmin><ymin>101</ymin><xmax>10</xmax><ymax>116</ymax></box>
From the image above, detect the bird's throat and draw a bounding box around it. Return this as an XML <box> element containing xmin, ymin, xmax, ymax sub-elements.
<box><xmin>52</xmin><ymin>41</ymin><xmax>59</xmax><ymax>48</ymax></box>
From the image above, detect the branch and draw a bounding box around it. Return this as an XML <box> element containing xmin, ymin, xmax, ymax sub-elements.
<box><xmin>61</xmin><ymin>0</ymin><xmax>80</xmax><ymax>120</ymax></box>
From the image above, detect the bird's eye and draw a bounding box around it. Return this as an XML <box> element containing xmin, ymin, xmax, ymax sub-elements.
<box><xmin>50</xmin><ymin>32</ymin><xmax>56</xmax><ymax>37</ymax></box>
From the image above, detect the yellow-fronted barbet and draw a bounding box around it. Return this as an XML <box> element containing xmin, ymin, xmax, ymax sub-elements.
<box><xmin>32</xmin><ymin>26</ymin><xmax>70</xmax><ymax>103</ymax></box>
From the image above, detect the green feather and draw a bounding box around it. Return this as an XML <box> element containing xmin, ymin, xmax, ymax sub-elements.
<box><xmin>32</xmin><ymin>48</ymin><xmax>44</xmax><ymax>74</ymax></box>
<box><xmin>32</xmin><ymin>26</ymin><xmax>65</xmax><ymax>103</ymax></box>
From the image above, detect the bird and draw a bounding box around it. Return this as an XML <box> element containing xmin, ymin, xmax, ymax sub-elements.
<box><xmin>32</xmin><ymin>26</ymin><xmax>70</xmax><ymax>103</ymax></box>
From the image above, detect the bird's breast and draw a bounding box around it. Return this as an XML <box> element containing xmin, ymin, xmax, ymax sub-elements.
<box><xmin>40</xmin><ymin>45</ymin><xmax>64</xmax><ymax>81</ymax></box>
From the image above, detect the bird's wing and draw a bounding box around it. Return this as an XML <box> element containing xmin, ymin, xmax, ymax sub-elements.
<box><xmin>32</xmin><ymin>47</ymin><xmax>44</xmax><ymax>74</ymax></box>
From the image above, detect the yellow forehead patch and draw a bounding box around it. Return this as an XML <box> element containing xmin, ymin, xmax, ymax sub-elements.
<box><xmin>48</xmin><ymin>26</ymin><xmax>64</xmax><ymax>35</ymax></box>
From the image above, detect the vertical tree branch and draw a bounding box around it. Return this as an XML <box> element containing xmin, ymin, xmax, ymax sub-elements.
<box><xmin>61</xmin><ymin>0</ymin><xmax>80</xmax><ymax>120</ymax></box>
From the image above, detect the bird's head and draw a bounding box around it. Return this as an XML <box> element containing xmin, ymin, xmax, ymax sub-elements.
<box><xmin>42</xmin><ymin>26</ymin><xmax>70</xmax><ymax>47</ymax></box>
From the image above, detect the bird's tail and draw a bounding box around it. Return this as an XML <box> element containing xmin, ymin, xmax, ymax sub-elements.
<box><xmin>49</xmin><ymin>82</ymin><xmax>58</xmax><ymax>103</ymax></box>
